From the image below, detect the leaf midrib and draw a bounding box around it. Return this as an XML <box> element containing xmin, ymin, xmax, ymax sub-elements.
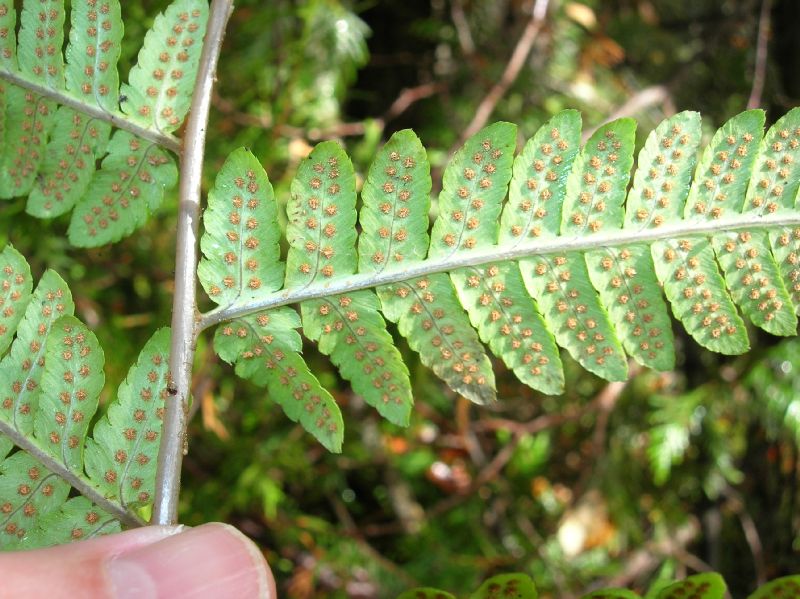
<box><xmin>200</xmin><ymin>211</ymin><xmax>800</xmax><ymax>330</ymax></box>
<box><xmin>0</xmin><ymin>68</ymin><xmax>180</xmax><ymax>152</ymax></box>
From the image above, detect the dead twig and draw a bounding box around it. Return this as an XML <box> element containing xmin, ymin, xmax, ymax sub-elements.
<box><xmin>455</xmin><ymin>0</ymin><xmax>551</xmax><ymax>148</ymax></box>
<box><xmin>747</xmin><ymin>0</ymin><xmax>772</xmax><ymax>110</ymax></box>
<box><xmin>582</xmin><ymin>86</ymin><xmax>674</xmax><ymax>143</ymax></box>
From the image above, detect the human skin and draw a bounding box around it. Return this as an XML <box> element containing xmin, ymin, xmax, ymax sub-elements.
<box><xmin>0</xmin><ymin>522</ymin><xmax>277</xmax><ymax>598</ymax></box>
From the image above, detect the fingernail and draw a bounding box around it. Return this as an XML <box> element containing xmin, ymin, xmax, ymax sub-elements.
<box><xmin>107</xmin><ymin>523</ymin><xmax>275</xmax><ymax>599</ymax></box>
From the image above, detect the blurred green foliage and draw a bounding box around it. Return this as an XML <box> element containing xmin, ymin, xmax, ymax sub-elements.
<box><xmin>5</xmin><ymin>0</ymin><xmax>800</xmax><ymax>596</ymax></box>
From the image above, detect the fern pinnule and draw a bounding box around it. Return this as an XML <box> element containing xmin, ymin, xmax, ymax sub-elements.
<box><xmin>0</xmin><ymin>246</ymin><xmax>32</xmax><ymax>355</ymax></box>
<box><xmin>0</xmin><ymin>270</ymin><xmax>75</xmax><ymax>435</ymax></box>
<box><xmin>85</xmin><ymin>328</ymin><xmax>170</xmax><ymax>510</ymax></box>
<box><xmin>121</xmin><ymin>0</ymin><xmax>208</xmax><ymax>133</ymax></box>
<box><xmin>67</xmin><ymin>130</ymin><xmax>178</xmax><ymax>246</ymax></box>
<box><xmin>35</xmin><ymin>316</ymin><xmax>105</xmax><ymax>473</ymax></box>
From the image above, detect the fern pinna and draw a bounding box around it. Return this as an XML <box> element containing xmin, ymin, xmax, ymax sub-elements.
<box><xmin>0</xmin><ymin>0</ymin><xmax>206</xmax><ymax>245</ymax></box>
<box><xmin>0</xmin><ymin>245</ymin><xmax>169</xmax><ymax>547</ymax></box>
<box><xmin>198</xmin><ymin>107</ymin><xmax>800</xmax><ymax>452</ymax></box>
<box><xmin>397</xmin><ymin>571</ymin><xmax>800</xmax><ymax>599</ymax></box>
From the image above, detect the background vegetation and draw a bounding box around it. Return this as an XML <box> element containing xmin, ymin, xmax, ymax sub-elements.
<box><xmin>4</xmin><ymin>0</ymin><xmax>800</xmax><ymax>596</ymax></box>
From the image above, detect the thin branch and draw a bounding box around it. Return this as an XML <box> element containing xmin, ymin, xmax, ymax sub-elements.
<box><xmin>451</xmin><ymin>0</ymin><xmax>476</xmax><ymax>57</ymax></box>
<box><xmin>152</xmin><ymin>0</ymin><xmax>233</xmax><ymax>527</ymax></box>
<box><xmin>212</xmin><ymin>82</ymin><xmax>443</xmax><ymax>142</ymax></box>
<box><xmin>595</xmin><ymin>520</ymin><xmax>700</xmax><ymax>591</ymax></box>
<box><xmin>747</xmin><ymin>0</ymin><xmax>772</xmax><ymax>110</ymax></box>
<box><xmin>582</xmin><ymin>85</ymin><xmax>673</xmax><ymax>143</ymax></box>
<box><xmin>722</xmin><ymin>485</ymin><xmax>767</xmax><ymax>585</ymax></box>
<box><xmin>456</xmin><ymin>0</ymin><xmax>550</xmax><ymax>146</ymax></box>
<box><xmin>199</xmin><ymin>211</ymin><xmax>800</xmax><ymax>330</ymax></box>
<box><xmin>0</xmin><ymin>420</ymin><xmax>145</xmax><ymax>528</ymax></box>
<box><xmin>0</xmin><ymin>69</ymin><xmax>181</xmax><ymax>153</ymax></box>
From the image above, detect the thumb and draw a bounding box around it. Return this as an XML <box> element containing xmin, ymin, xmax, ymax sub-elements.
<box><xmin>0</xmin><ymin>523</ymin><xmax>277</xmax><ymax>599</ymax></box>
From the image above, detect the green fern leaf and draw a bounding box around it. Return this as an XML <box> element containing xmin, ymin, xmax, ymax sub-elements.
<box><xmin>656</xmin><ymin>573</ymin><xmax>725</xmax><ymax>599</ymax></box>
<box><xmin>121</xmin><ymin>0</ymin><xmax>208</xmax><ymax>132</ymax></box>
<box><xmin>626</xmin><ymin>111</ymin><xmax>701</xmax><ymax>230</ymax></box>
<box><xmin>23</xmin><ymin>496</ymin><xmax>121</xmax><ymax>547</ymax></box>
<box><xmin>581</xmin><ymin>590</ymin><xmax>641</xmax><ymax>599</ymax></box>
<box><xmin>286</xmin><ymin>141</ymin><xmax>412</xmax><ymax>424</ymax></box>
<box><xmin>0</xmin><ymin>245</ymin><xmax>33</xmax><ymax>354</ymax></box>
<box><xmin>34</xmin><ymin>316</ymin><xmax>104</xmax><ymax>473</ymax></box>
<box><xmin>580</xmin><ymin>119</ymin><xmax>677</xmax><ymax>371</ymax></box>
<box><xmin>377</xmin><ymin>274</ymin><xmax>495</xmax><ymax>403</ymax></box>
<box><xmin>468</xmin><ymin>573</ymin><xmax>538</xmax><ymax>599</ymax></box>
<box><xmin>694</xmin><ymin>111</ymin><xmax>797</xmax><ymax>335</ymax></box>
<box><xmin>27</xmin><ymin>0</ymin><xmax>123</xmax><ymax>217</ymax></box>
<box><xmin>0</xmin><ymin>451</ymin><xmax>70</xmax><ymax>549</ymax></box>
<box><xmin>431</xmin><ymin>122</ymin><xmax>517</xmax><ymax>255</ymax></box>
<box><xmin>622</xmin><ymin>113</ymin><xmax>704</xmax><ymax>366</ymax></box>
<box><xmin>214</xmin><ymin>311</ymin><xmax>344</xmax><ymax>453</ymax></box>
<box><xmin>198</xmin><ymin>148</ymin><xmax>282</xmax><ymax>306</ymax></box>
<box><xmin>200</xmin><ymin>108</ymin><xmax>800</xmax><ymax>447</ymax></box>
<box><xmin>84</xmin><ymin>328</ymin><xmax>169</xmax><ymax>509</ymax></box>
<box><xmin>286</xmin><ymin>141</ymin><xmax>358</xmax><ymax>287</ymax></box>
<box><xmin>0</xmin><ymin>250</ymin><xmax>168</xmax><ymax>548</ymax></box>
<box><xmin>27</xmin><ymin>111</ymin><xmax>112</xmax><ymax>217</ymax></box>
<box><xmin>0</xmin><ymin>0</ymin><xmax>17</xmax><ymax>159</ymax></box>
<box><xmin>500</xmin><ymin>112</ymin><xmax>586</xmax><ymax>391</ymax></box>
<box><xmin>747</xmin><ymin>575</ymin><xmax>800</xmax><ymax>599</ymax></box>
<box><xmin>199</xmin><ymin>149</ymin><xmax>343</xmax><ymax>450</ymax></box>
<box><xmin>745</xmin><ymin>108</ymin><xmax>800</xmax><ymax>313</ymax></box>
<box><xmin>644</xmin><ymin>113</ymin><xmax>749</xmax><ymax>354</ymax></box>
<box><xmin>0</xmin><ymin>1</ymin><xmax>65</xmax><ymax>197</ymax></box>
<box><xmin>443</xmin><ymin>123</ymin><xmax>566</xmax><ymax>393</ymax></box>
<box><xmin>517</xmin><ymin>119</ymin><xmax>628</xmax><ymax>380</ymax></box>
<box><xmin>67</xmin><ymin>130</ymin><xmax>178</xmax><ymax>247</ymax></box>
<box><xmin>0</xmin><ymin>270</ymin><xmax>74</xmax><ymax>435</ymax></box>
<box><xmin>396</xmin><ymin>589</ymin><xmax>456</xmax><ymax>599</ymax></box>
<box><xmin>359</xmin><ymin>130</ymin><xmax>496</xmax><ymax>403</ymax></box>
<box><xmin>358</xmin><ymin>129</ymin><xmax>431</xmax><ymax>270</ymax></box>
<box><xmin>433</xmin><ymin>123</ymin><xmax>519</xmax><ymax>399</ymax></box>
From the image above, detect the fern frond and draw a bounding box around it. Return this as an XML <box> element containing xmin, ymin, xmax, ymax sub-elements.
<box><xmin>0</xmin><ymin>247</ymin><xmax>172</xmax><ymax>548</ymax></box>
<box><xmin>0</xmin><ymin>0</ymin><xmax>208</xmax><ymax>246</ymax></box>
<box><xmin>199</xmin><ymin>108</ymin><xmax>800</xmax><ymax>449</ymax></box>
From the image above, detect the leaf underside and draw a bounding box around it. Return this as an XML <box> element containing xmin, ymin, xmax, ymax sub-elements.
<box><xmin>0</xmin><ymin>244</ymin><xmax>169</xmax><ymax>549</ymax></box>
<box><xmin>0</xmin><ymin>0</ymin><xmax>208</xmax><ymax>246</ymax></box>
<box><xmin>199</xmin><ymin>107</ymin><xmax>800</xmax><ymax>449</ymax></box>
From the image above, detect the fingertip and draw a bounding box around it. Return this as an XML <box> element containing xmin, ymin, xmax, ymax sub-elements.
<box><xmin>106</xmin><ymin>523</ymin><xmax>276</xmax><ymax>599</ymax></box>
